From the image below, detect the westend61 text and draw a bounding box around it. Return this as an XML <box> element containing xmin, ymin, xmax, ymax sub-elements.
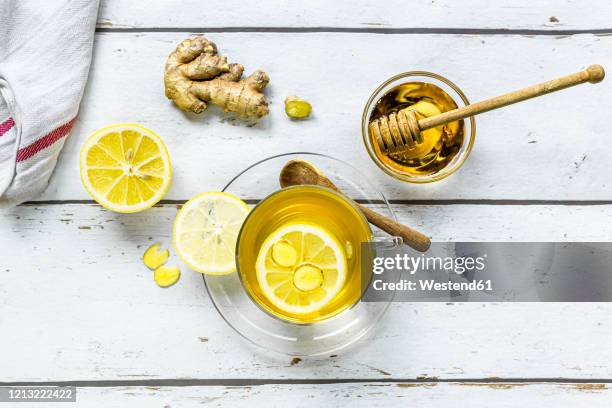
<box><xmin>373</xmin><ymin>279</ymin><xmax>493</xmax><ymax>292</ymax></box>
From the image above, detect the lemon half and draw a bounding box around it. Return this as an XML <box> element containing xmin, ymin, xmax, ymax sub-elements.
<box><xmin>174</xmin><ymin>192</ymin><xmax>250</xmax><ymax>275</ymax></box>
<box><xmin>256</xmin><ymin>222</ymin><xmax>347</xmax><ymax>315</ymax></box>
<box><xmin>80</xmin><ymin>124</ymin><xmax>171</xmax><ymax>213</ymax></box>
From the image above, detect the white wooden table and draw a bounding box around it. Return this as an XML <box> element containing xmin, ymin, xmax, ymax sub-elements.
<box><xmin>2</xmin><ymin>1</ymin><xmax>612</xmax><ymax>406</ymax></box>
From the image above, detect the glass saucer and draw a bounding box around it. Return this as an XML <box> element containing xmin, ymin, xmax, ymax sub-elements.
<box><xmin>203</xmin><ymin>152</ymin><xmax>397</xmax><ymax>356</ymax></box>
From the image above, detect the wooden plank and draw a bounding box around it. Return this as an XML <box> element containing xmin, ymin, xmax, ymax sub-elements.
<box><xmin>97</xmin><ymin>0</ymin><xmax>612</xmax><ymax>31</ymax></box>
<box><xmin>8</xmin><ymin>383</ymin><xmax>612</xmax><ymax>407</ymax></box>
<box><xmin>2</xmin><ymin>203</ymin><xmax>612</xmax><ymax>381</ymax></box>
<box><xmin>44</xmin><ymin>32</ymin><xmax>612</xmax><ymax>201</ymax></box>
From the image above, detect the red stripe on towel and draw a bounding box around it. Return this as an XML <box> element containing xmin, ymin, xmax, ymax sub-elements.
<box><xmin>0</xmin><ymin>117</ymin><xmax>15</xmax><ymax>137</ymax></box>
<box><xmin>16</xmin><ymin>118</ymin><xmax>76</xmax><ymax>162</ymax></box>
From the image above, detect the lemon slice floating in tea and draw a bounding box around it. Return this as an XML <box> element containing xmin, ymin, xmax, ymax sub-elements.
<box><xmin>256</xmin><ymin>222</ymin><xmax>347</xmax><ymax>315</ymax></box>
<box><xmin>174</xmin><ymin>192</ymin><xmax>250</xmax><ymax>275</ymax></box>
<box><xmin>80</xmin><ymin>124</ymin><xmax>171</xmax><ymax>213</ymax></box>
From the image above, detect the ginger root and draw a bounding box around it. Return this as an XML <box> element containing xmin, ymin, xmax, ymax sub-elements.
<box><xmin>285</xmin><ymin>96</ymin><xmax>312</xmax><ymax>119</ymax></box>
<box><xmin>142</xmin><ymin>243</ymin><xmax>170</xmax><ymax>270</ymax></box>
<box><xmin>164</xmin><ymin>36</ymin><xmax>269</xmax><ymax>119</ymax></box>
<box><xmin>154</xmin><ymin>265</ymin><xmax>181</xmax><ymax>288</ymax></box>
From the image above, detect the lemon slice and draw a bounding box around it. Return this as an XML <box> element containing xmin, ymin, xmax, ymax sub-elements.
<box><xmin>80</xmin><ymin>124</ymin><xmax>171</xmax><ymax>213</ymax></box>
<box><xmin>256</xmin><ymin>222</ymin><xmax>347</xmax><ymax>315</ymax></box>
<box><xmin>174</xmin><ymin>192</ymin><xmax>250</xmax><ymax>274</ymax></box>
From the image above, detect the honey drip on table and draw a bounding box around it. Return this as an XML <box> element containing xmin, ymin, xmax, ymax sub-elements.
<box><xmin>369</xmin><ymin>82</ymin><xmax>465</xmax><ymax>176</ymax></box>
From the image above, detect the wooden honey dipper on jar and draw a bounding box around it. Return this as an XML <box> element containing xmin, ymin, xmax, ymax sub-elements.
<box><xmin>369</xmin><ymin>65</ymin><xmax>605</xmax><ymax>154</ymax></box>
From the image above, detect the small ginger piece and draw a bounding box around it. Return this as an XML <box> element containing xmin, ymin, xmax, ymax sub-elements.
<box><xmin>154</xmin><ymin>265</ymin><xmax>181</xmax><ymax>287</ymax></box>
<box><xmin>271</xmin><ymin>240</ymin><xmax>298</xmax><ymax>267</ymax></box>
<box><xmin>143</xmin><ymin>243</ymin><xmax>170</xmax><ymax>270</ymax></box>
<box><xmin>164</xmin><ymin>36</ymin><xmax>269</xmax><ymax>119</ymax></box>
<box><xmin>285</xmin><ymin>96</ymin><xmax>312</xmax><ymax>119</ymax></box>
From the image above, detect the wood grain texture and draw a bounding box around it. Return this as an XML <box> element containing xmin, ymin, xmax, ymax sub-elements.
<box><xmin>42</xmin><ymin>32</ymin><xmax>612</xmax><ymax>201</ymax></box>
<box><xmin>2</xmin><ymin>2</ymin><xmax>611</xmax><ymax>404</ymax></box>
<box><xmin>1</xmin><ymin>204</ymin><xmax>612</xmax><ymax>381</ymax></box>
<box><xmin>14</xmin><ymin>382</ymin><xmax>607</xmax><ymax>407</ymax></box>
<box><xmin>97</xmin><ymin>1</ymin><xmax>612</xmax><ymax>31</ymax></box>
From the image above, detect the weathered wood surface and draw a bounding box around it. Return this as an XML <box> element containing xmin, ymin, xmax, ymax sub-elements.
<box><xmin>41</xmin><ymin>32</ymin><xmax>612</xmax><ymax>201</ymax></box>
<box><xmin>97</xmin><ymin>0</ymin><xmax>612</xmax><ymax>31</ymax></box>
<box><xmin>3</xmin><ymin>1</ymin><xmax>612</xmax><ymax>405</ymax></box>
<box><xmin>6</xmin><ymin>382</ymin><xmax>609</xmax><ymax>408</ymax></box>
<box><xmin>2</xmin><ymin>204</ymin><xmax>612</xmax><ymax>381</ymax></box>
<box><xmin>40</xmin><ymin>33</ymin><xmax>612</xmax><ymax>200</ymax></box>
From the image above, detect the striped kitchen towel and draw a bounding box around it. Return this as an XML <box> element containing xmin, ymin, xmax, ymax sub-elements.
<box><xmin>0</xmin><ymin>0</ymin><xmax>100</xmax><ymax>207</ymax></box>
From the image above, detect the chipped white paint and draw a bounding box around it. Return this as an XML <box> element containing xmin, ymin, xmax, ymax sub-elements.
<box><xmin>3</xmin><ymin>3</ymin><xmax>612</xmax><ymax>404</ymax></box>
<box><xmin>97</xmin><ymin>0</ymin><xmax>612</xmax><ymax>31</ymax></box>
<box><xmin>1</xmin><ymin>204</ymin><xmax>612</xmax><ymax>381</ymax></box>
<box><xmin>67</xmin><ymin>383</ymin><xmax>612</xmax><ymax>407</ymax></box>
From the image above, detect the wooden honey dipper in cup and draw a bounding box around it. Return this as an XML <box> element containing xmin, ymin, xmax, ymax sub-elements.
<box><xmin>369</xmin><ymin>65</ymin><xmax>605</xmax><ymax>154</ymax></box>
<box><xmin>280</xmin><ymin>159</ymin><xmax>431</xmax><ymax>252</ymax></box>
